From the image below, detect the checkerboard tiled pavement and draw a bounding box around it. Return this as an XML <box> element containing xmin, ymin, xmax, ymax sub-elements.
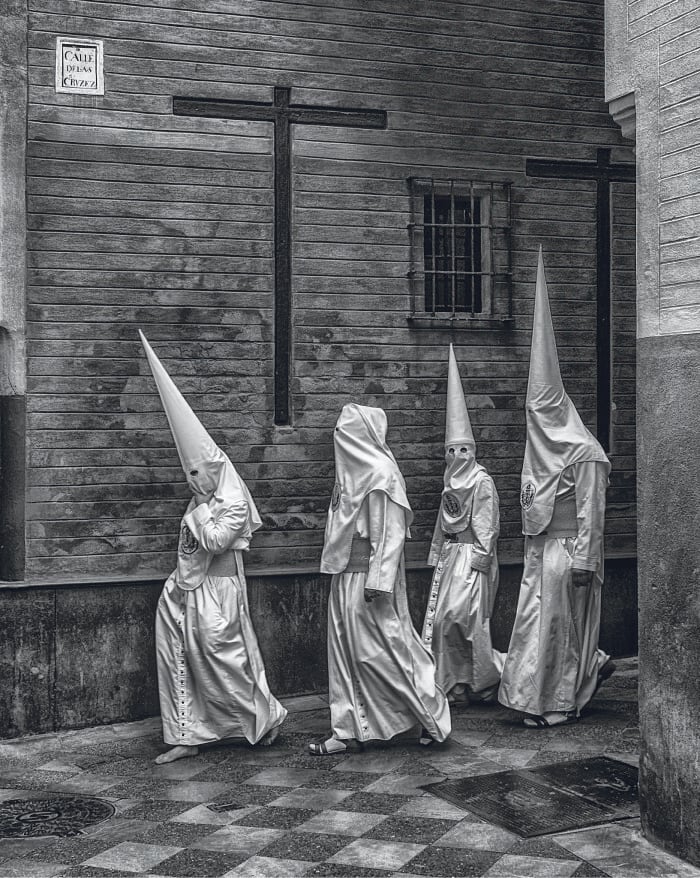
<box><xmin>1</xmin><ymin>657</ymin><xmax>699</xmax><ymax>877</ymax></box>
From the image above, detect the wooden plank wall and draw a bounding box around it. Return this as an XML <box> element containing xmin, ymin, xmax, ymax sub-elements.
<box><xmin>25</xmin><ymin>0</ymin><xmax>636</xmax><ymax>580</ymax></box>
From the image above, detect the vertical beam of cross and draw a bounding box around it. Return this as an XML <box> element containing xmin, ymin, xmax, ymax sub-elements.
<box><xmin>173</xmin><ymin>88</ymin><xmax>387</xmax><ymax>425</ymax></box>
<box><xmin>526</xmin><ymin>148</ymin><xmax>635</xmax><ymax>449</ymax></box>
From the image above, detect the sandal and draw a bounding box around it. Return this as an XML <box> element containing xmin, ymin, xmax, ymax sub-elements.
<box><xmin>419</xmin><ymin>728</ymin><xmax>434</xmax><ymax>746</ymax></box>
<box><xmin>308</xmin><ymin>737</ymin><xmax>348</xmax><ymax>756</ymax></box>
<box><xmin>523</xmin><ymin>711</ymin><xmax>578</xmax><ymax>729</ymax></box>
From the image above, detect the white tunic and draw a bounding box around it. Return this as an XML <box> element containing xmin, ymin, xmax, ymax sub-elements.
<box><xmin>327</xmin><ymin>491</ymin><xmax>451</xmax><ymax>743</ymax></box>
<box><xmin>156</xmin><ymin>499</ymin><xmax>287</xmax><ymax>746</ymax></box>
<box><xmin>422</xmin><ymin>473</ymin><xmax>505</xmax><ymax>697</ymax></box>
<box><xmin>498</xmin><ymin>461</ymin><xmax>610</xmax><ymax>716</ymax></box>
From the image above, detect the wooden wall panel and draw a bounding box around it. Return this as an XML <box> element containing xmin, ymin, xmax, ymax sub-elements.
<box><xmin>25</xmin><ymin>0</ymin><xmax>636</xmax><ymax>579</ymax></box>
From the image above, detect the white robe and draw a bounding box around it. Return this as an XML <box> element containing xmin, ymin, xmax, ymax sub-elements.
<box><xmin>327</xmin><ymin>491</ymin><xmax>451</xmax><ymax>743</ymax></box>
<box><xmin>156</xmin><ymin>499</ymin><xmax>287</xmax><ymax>746</ymax></box>
<box><xmin>498</xmin><ymin>461</ymin><xmax>610</xmax><ymax>716</ymax></box>
<box><xmin>422</xmin><ymin>473</ymin><xmax>505</xmax><ymax>697</ymax></box>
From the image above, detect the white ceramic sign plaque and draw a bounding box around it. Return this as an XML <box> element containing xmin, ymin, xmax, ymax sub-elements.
<box><xmin>55</xmin><ymin>37</ymin><xmax>104</xmax><ymax>94</ymax></box>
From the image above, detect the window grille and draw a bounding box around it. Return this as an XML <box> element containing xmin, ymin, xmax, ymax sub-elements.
<box><xmin>408</xmin><ymin>178</ymin><xmax>513</xmax><ymax>322</ymax></box>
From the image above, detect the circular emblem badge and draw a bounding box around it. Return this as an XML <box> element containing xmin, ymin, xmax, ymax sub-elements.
<box><xmin>520</xmin><ymin>482</ymin><xmax>536</xmax><ymax>511</ymax></box>
<box><xmin>331</xmin><ymin>482</ymin><xmax>342</xmax><ymax>510</ymax></box>
<box><xmin>443</xmin><ymin>492</ymin><xmax>461</xmax><ymax>517</ymax></box>
<box><xmin>180</xmin><ymin>523</ymin><xmax>199</xmax><ymax>555</ymax></box>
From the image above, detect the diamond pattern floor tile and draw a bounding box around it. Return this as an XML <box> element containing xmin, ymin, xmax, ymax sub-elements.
<box><xmin>2</xmin><ymin>661</ymin><xmax>691</xmax><ymax>878</ymax></box>
<box><xmin>81</xmin><ymin>841</ymin><xmax>183</xmax><ymax>873</ymax></box>
<box><xmin>328</xmin><ymin>837</ymin><xmax>426</xmax><ymax>870</ymax></box>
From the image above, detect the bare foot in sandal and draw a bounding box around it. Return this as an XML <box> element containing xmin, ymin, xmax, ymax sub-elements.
<box><xmin>308</xmin><ymin>736</ymin><xmax>348</xmax><ymax>755</ymax></box>
<box><xmin>523</xmin><ymin>711</ymin><xmax>577</xmax><ymax>729</ymax></box>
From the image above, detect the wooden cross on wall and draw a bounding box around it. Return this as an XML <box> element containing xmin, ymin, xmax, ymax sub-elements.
<box><xmin>173</xmin><ymin>88</ymin><xmax>387</xmax><ymax>425</ymax></box>
<box><xmin>526</xmin><ymin>148</ymin><xmax>635</xmax><ymax>450</ymax></box>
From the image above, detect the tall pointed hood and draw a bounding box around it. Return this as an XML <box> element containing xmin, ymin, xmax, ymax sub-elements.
<box><xmin>520</xmin><ymin>248</ymin><xmax>609</xmax><ymax>535</ymax></box>
<box><xmin>139</xmin><ymin>329</ymin><xmax>218</xmax><ymax>480</ymax></box>
<box><xmin>428</xmin><ymin>346</ymin><xmax>489</xmax><ymax>564</ymax></box>
<box><xmin>139</xmin><ymin>328</ymin><xmax>261</xmax><ymax>520</ymax></box>
<box><xmin>445</xmin><ymin>344</ymin><xmax>475</xmax><ymax>449</ymax></box>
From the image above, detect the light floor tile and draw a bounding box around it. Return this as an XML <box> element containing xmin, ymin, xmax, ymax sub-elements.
<box><xmin>554</xmin><ymin>825</ymin><xmax>700</xmax><ymax>877</ymax></box>
<box><xmin>159</xmin><ymin>780</ymin><xmax>229</xmax><ymax>802</ymax></box>
<box><xmin>190</xmin><ymin>824</ymin><xmax>286</xmax><ymax>854</ymax></box>
<box><xmin>296</xmin><ymin>809</ymin><xmax>387</xmax><ymax>836</ymax></box>
<box><xmin>449</xmin><ymin>730</ymin><xmax>493</xmax><ymax>748</ymax></box>
<box><xmin>484</xmin><ymin>853</ymin><xmax>581</xmax><ymax>876</ymax></box>
<box><xmin>244</xmin><ymin>767</ymin><xmax>324</xmax><ymax>787</ymax></box>
<box><xmin>362</xmin><ymin>773</ymin><xmax>439</xmax><ymax>796</ymax></box>
<box><xmin>435</xmin><ymin>821</ymin><xmax>519</xmax><ymax>852</ymax></box>
<box><xmin>222</xmin><ymin>855</ymin><xmax>311</xmax><ymax>876</ymax></box>
<box><xmin>421</xmin><ymin>754</ymin><xmax>503</xmax><ymax>777</ymax></box>
<box><xmin>50</xmin><ymin>773</ymin><xmax>123</xmax><ymax>794</ymax></box>
<box><xmin>0</xmin><ymin>859</ymin><xmax>66</xmax><ymax>877</ymax></box>
<box><xmin>82</xmin><ymin>841</ymin><xmax>183</xmax><ymax>873</ymax></box>
<box><xmin>480</xmin><ymin>748</ymin><xmax>540</xmax><ymax>768</ymax></box>
<box><xmin>169</xmin><ymin>803</ymin><xmax>261</xmax><ymax>825</ymax></box>
<box><xmin>269</xmin><ymin>788</ymin><xmax>354</xmax><ymax>810</ymax></box>
<box><xmin>149</xmin><ymin>759</ymin><xmax>210</xmax><ymax>780</ymax></box>
<box><xmin>328</xmin><ymin>837</ymin><xmax>426</xmax><ymax>870</ymax></box>
<box><xmin>335</xmin><ymin>753</ymin><xmax>408</xmax><ymax>774</ymax></box>
<box><xmin>397</xmin><ymin>795</ymin><xmax>469</xmax><ymax>820</ymax></box>
<box><xmin>37</xmin><ymin>759</ymin><xmax>82</xmax><ymax>774</ymax></box>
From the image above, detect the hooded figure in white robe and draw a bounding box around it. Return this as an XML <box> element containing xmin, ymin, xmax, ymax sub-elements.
<box><xmin>309</xmin><ymin>403</ymin><xmax>451</xmax><ymax>755</ymax></box>
<box><xmin>422</xmin><ymin>345</ymin><xmax>505</xmax><ymax>704</ymax></box>
<box><xmin>498</xmin><ymin>250</ymin><xmax>614</xmax><ymax>728</ymax></box>
<box><xmin>140</xmin><ymin>331</ymin><xmax>287</xmax><ymax>762</ymax></box>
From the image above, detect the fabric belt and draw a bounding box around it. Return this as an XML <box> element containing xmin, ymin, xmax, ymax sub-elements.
<box><xmin>528</xmin><ymin>529</ymin><xmax>578</xmax><ymax>543</ymax></box>
<box><xmin>345</xmin><ymin>537</ymin><xmax>370</xmax><ymax>573</ymax></box>
<box><xmin>444</xmin><ymin>526</ymin><xmax>475</xmax><ymax>544</ymax></box>
<box><xmin>208</xmin><ymin>551</ymin><xmax>238</xmax><ymax>577</ymax></box>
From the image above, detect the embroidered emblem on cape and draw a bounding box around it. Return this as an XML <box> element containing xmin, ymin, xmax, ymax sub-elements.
<box><xmin>180</xmin><ymin>523</ymin><xmax>199</xmax><ymax>555</ymax></box>
<box><xmin>331</xmin><ymin>482</ymin><xmax>342</xmax><ymax>510</ymax></box>
<box><xmin>520</xmin><ymin>481</ymin><xmax>536</xmax><ymax>510</ymax></box>
<box><xmin>443</xmin><ymin>492</ymin><xmax>461</xmax><ymax>518</ymax></box>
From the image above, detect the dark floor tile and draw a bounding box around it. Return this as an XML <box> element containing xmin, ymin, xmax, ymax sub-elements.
<box><xmin>0</xmin><ymin>837</ymin><xmax>56</xmax><ymax>862</ymax></box>
<box><xmin>398</xmin><ymin>846</ymin><xmax>501</xmax><ymax>876</ymax></box>
<box><xmin>329</xmin><ymin>792</ymin><xmax>412</xmax><ymax>815</ymax></box>
<box><xmin>213</xmin><ymin>784</ymin><xmax>291</xmax><ymax>806</ymax></box>
<box><xmin>138</xmin><ymin>820</ymin><xmax>218</xmax><ymax>846</ymax></box>
<box><xmin>364</xmin><ymin>815</ymin><xmax>459</xmax><ymax>844</ymax></box>
<box><xmin>59</xmin><ymin>868</ymin><xmax>135</xmax><ymax>877</ymax></box>
<box><xmin>572</xmin><ymin>863</ymin><xmax>611</xmax><ymax>877</ymax></box>
<box><xmin>117</xmin><ymin>799</ymin><xmax>193</xmax><ymax>822</ymax></box>
<box><xmin>22</xmin><ymin>837</ymin><xmax>115</xmax><ymax>866</ymax></box>
<box><xmin>155</xmin><ymin>847</ymin><xmax>247</xmax><ymax>877</ymax></box>
<box><xmin>258</xmin><ymin>831</ymin><xmax>351</xmax><ymax>862</ymax></box>
<box><xmin>305</xmin><ymin>863</ymin><xmax>392</xmax><ymax>877</ymax></box>
<box><xmin>190</xmin><ymin>763</ymin><xmax>262</xmax><ymax>783</ymax></box>
<box><xmin>235</xmin><ymin>806</ymin><xmax>318</xmax><ymax>830</ymax></box>
<box><xmin>302</xmin><ymin>771</ymin><xmax>373</xmax><ymax>791</ymax></box>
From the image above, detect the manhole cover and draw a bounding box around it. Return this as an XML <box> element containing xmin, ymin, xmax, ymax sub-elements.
<box><xmin>422</xmin><ymin>756</ymin><xmax>639</xmax><ymax>837</ymax></box>
<box><xmin>528</xmin><ymin>756</ymin><xmax>638</xmax><ymax>816</ymax></box>
<box><xmin>0</xmin><ymin>796</ymin><xmax>116</xmax><ymax>838</ymax></box>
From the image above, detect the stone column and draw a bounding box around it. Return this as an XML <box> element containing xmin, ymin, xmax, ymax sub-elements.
<box><xmin>0</xmin><ymin>0</ymin><xmax>27</xmax><ymax>580</ymax></box>
<box><xmin>606</xmin><ymin>0</ymin><xmax>700</xmax><ymax>866</ymax></box>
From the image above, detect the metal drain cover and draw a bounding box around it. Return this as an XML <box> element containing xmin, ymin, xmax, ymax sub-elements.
<box><xmin>0</xmin><ymin>796</ymin><xmax>116</xmax><ymax>838</ymax></box>
<box><xmin>423</xmin><ymin>756</ymin><xmax>638</xmax><ymax>837</ymax></box>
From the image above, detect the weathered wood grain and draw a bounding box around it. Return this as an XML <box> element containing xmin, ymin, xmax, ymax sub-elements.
<box><xmin>24</xmin><ymin>0</ymin><xmax>636</xmax><ymax>578</ymax></box>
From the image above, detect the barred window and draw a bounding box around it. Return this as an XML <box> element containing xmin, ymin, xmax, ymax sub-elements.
<box><xmin>409</xmin><ymin>178</ymin><xmax>513</xmax><ymax>324</ymax></box>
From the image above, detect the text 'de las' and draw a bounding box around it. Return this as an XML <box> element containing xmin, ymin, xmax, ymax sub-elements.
<box><xmin>55</xmin><ymin>38</ymin><xmax>104</xmax><ymax>95</ymax></box>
